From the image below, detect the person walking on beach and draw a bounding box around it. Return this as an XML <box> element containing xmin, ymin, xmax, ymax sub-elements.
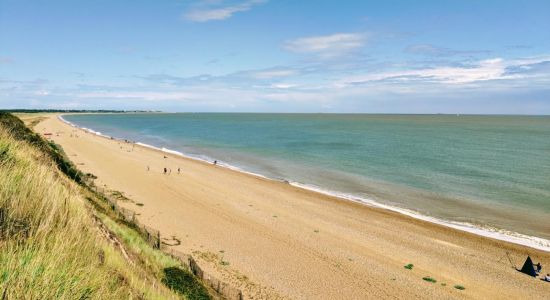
<box><xmin>163</xmin><ymin>167</ymin><xmax>167</xmax><ymax>174</ymax></box>
<box><xmin>177</xmin><ymin>167</ymin><xmax>180</xmax><ymax>174</ymax></box>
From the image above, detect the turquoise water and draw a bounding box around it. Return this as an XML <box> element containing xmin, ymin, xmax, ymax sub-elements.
<box><xmin>64</xmin><ymin>113</ymin><xmax>550</xmax><ymax>241</ymax></box>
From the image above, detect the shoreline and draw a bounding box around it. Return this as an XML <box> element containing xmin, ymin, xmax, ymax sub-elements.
<box><xmin>38</xmin><ymin>113</ymin><xmax>550</xmax><ymax>299</ymax></box>
<box><xmin>58</xmin><ymin>114</ymin><xmax>550</xmax><ymax>252</ymax></box>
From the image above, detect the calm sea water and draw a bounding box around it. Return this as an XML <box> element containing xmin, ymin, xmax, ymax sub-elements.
<box><xmin>64</xmin><ymin>113</ymin><xmax>550</xmax><ymax>242</ymax></box>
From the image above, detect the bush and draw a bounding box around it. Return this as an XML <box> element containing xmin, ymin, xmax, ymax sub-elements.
<box><xmin>422</xmin><ymin>276</ymin><xmax>437</xmax><ymax>283</ymax></box>
<box><xmin>162</xmin><ymin>267</ymin><xmax>211</xmax><ymax>300</ymax></box>
<box><xmin>454</xmin><ymin>285</ymin><xmax>465</xmax><ymax>290</ymax></box>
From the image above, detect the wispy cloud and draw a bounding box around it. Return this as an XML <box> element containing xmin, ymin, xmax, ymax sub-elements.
<box><xmin>336</xmin><ymin>58</ymin><xmax>515</xmax><ymax>86</ymax></box>
<box><xmin>183</xmin><ymin>0</ymin><xmax>266</xmax><ymax>22</ymax></box>
<box><xmin>136</xmin><ymin>67</ymin><xmax>298</xmax><ymax>87</ymax></box>
<box><xmin>4</xmin><ymin>54</ymin><xmax>549</xmax><ymax>113</ymax></box>
<box><xmin>249</xmin><ymin>68</ymin><xmax>296</xmax><ymax>79</ymax></box>
<box><xmin>269</xmin><ymin>83</ymin><xmax>298</xmax><ymax>89</ymax></box>
<box><xmin>333</xmin><ymin>55</ymin><xmax>550</xmax><ymax>89</ymax></box>
<box><xmin>404</xmin><ymin>44</ymin><xmax>489</xmax><ymax>57</ymax></box>
<box><xmin>284</xmin><ymin>33</ymin><xmax>366</xmax><ymax>58</ymax></box>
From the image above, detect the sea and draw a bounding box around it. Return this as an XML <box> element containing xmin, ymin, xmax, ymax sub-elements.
<box><xmin>62</xmin><ymin>113</ymin><xmax>550</xmax><ymax>250</ymax></box>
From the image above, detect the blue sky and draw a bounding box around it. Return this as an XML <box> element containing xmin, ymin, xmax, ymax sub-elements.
<box><xmin>1</xmin><ymin>0</ymin><xmax>549</xmax><ymax>113</ymax></box>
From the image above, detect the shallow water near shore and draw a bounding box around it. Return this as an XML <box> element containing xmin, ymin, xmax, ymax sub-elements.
<box><xmin>63</xmin><ymin>113</ymin><xmax>550</xmax><ymax>246</ymax></box>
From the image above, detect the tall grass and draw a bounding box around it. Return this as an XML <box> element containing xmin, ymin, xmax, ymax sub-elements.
<box><xmin>0</xmin><ymin>118</ymin><xmax>181</xmax><ymax>298</ymax></box>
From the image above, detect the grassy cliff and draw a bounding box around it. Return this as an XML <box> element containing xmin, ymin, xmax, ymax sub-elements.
<box><xmin>0</xmin><ymin>113</ymin><xmax>209</xmax><ymax>299</ymax></box>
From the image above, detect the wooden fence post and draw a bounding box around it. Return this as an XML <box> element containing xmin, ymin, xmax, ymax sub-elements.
<box><xmin>156</xmin><ymin>231</ymin><xmax>160</xmax><ymax>249</ymax></box>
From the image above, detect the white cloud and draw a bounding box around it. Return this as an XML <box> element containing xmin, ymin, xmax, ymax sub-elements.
<box><xmin>251</xmin><ymin>69</ymin><xmax>296</xmax><ymax>79</ymax></box>
<box><xmin>34</xmin><ymin>90</ymin><xmax>50</xmax><ymax>96</ymax></box>
<box><xmin>283</xmin><ymin>33</ymin><xmax>366</xmax><ymax>58</ymax></box>
<box><xmin>335</xmin><ymin>58</ymin><xmax>516</xmax><ymax>86</ymax></box>
<box><xmin>270</xmin><ymin>83</ymin><xmax>298</xmax><ymax>89</ymax></box>
<box><xmin>5</xmin><ymin>53</ymin><xmax>550</xmax><ymax>113</ymax></box>
<box><xmin>183</xmin><ymin>0</ymin><xmax>266</xmax><ymax>22</ymax></box>
<box><xmin>508</xmin><ymin>55</ymin><xmax>550</xmax><ymax>66</ymax></box>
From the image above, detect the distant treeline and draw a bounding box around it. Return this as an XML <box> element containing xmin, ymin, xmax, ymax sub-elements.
<box><xmin>0</xmin><ymin>109</ymin><xmax>158</xmax><ymax>113</ymax></box>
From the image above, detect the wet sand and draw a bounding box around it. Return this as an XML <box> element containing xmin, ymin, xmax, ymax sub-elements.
<box><xmin>34</xmin><ymin>114</ymin><xmax>550</xmax><ymax>299</ymax></box>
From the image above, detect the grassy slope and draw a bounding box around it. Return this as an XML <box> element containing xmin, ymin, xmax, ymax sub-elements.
<box><xmin>0</xmin><ymin>113</ymin><xmax>209</xmax><ymax>299</ymax></box>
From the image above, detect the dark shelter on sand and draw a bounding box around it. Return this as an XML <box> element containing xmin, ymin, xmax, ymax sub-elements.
<box><xmin>519</xmin><ymin>256</ymin><xmax>537</xmax><ymax>277</ymax></box>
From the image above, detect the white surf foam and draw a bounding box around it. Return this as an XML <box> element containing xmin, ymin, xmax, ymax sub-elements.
<box><xmin>140</xmin><ymin>143</ymin><xmax>269</xmax><ymax>179</ymax></box>
<box><xmin>289</xmin><ymin>181</ymin><xmax>550</xmax><ymax>252</ymax></box>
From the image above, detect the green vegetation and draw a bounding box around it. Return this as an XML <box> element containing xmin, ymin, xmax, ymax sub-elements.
<box><xmin>422</xmin><ymin>276</ymin><xmax>437</xmax><ymax>283</ymax></box>
<box><xmin>163</xmin><ymin>267</ymin><xmax>210</xmax><ymax>300</ymax></box>
<box><xmin>454</xmin><ymin>284</ymin><xmax>465</xmax><ymax>290</ymax></box>
<box><xmin>0</xmin><ymin>112</ymin><xmax>84</xmax><ymax>184</ymax></box>
<box><xmin>404</xmin><ymin>263</ymin><xmax>414</xmax><ymax>270</ymax></box>
<box><xmin>0</xmin><ymin>113</ymin><xmax>209</xmax><ymax>299</ymax></box>
<box><xmin>97</xmin><ymin>214</ymin><xmax>209</xmax><ymax>299</ymax></box>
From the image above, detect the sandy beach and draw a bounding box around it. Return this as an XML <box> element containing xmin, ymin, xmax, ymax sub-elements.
<box><xmin>34</xmin><ymin>114</ymin><xmax>550</xmax><ymax>299</ymax></box>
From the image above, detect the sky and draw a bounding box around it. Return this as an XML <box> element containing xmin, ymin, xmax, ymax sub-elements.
<box><xmin>0</xmin><ymin>0</ymin><xmax>549</xmax><ymax>114</ymax></box>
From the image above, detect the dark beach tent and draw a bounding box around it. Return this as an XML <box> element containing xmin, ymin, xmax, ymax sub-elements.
<box><xmin>519</xmin><ymin>256</ymin><xmax>537</xmax><ymax>277</ymax></box>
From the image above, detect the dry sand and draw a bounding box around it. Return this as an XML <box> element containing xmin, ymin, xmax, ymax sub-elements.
<box><xmin>34</xmin><ymin>114</ymin><xmax>550</xmax><ymax>299</ymax></box>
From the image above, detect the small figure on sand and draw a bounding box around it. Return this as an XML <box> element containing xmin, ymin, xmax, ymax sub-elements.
<box><xmin>177</xmin><ymin>167</ymin><xmax>181</xmax><ymax>174</ymax></box>
<box><xmin>536</xmin><ymin>262</ymin><xmax>542</xmax><ymax>274</ymax></box>
<box><xmin>146</xmin><ymin>166</ymin><xmax>150</xmax><ymax>171</ymax></box>
<box><xmin>213</xmin><ymin>160</ymin><xmax>217</xmax><ymax>165</ymax></box>
<box><xmin>164</xmin><ymin>155</ymin><xmax>167</xmax><ymax>159</ymax></box>
<box><xmin>163</xmin><ymin>167</ymin><xmax>167</xmax><ymax>174</ymax></box>
<box><xmin>544</xmin><ymin>273</ymin><xmax>550</xmax><ymax>282</ymax></box>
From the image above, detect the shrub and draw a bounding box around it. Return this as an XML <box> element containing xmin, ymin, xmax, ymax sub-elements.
<box><xmin>422</xmin><ymin>276</ymin><xmax>437</xmax><ymax>283</ymax></box>
<box><xmin>454</xmin><ymin>285</ymin><xmax>465</xmax><ymax>290</ymax></box>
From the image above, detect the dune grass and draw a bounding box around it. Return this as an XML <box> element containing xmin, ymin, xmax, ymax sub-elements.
<box><xmin>0</xmin><ymin>113</ymin><xmax>203</xmax><ymax>299</ymax></box>
<box><xmin>0</xmin><ymin>125</ymin><xmax>131</xmax><ymax>298</ymax></box>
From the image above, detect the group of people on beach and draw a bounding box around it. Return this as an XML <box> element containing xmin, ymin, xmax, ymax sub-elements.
<box><xmin>147</xmin><ymin>162</ymin><xmax>218</xmax><ymax>174</ymax></box>
<box><xmin>145</xmin><ymin>154</ymin><xmax>219</xmax><ymax>175</ymax></box>
<box><xmin>160</xmin><ymin>167</ymin><xmax>181</xmax><ymax>175</ymax></box>
<box><xmin>146</xmin><ymin>166</ymin><xmax>177</xmax><ymax>175</ymax></box>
